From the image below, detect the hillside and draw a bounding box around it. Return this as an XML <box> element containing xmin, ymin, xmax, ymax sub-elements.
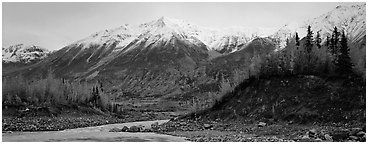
<box><xmin>158</xmin><ymin>75</ymin><xmax>366</xmax><ymax>142</ymax></box>
<box><xmin>198</xmin><ymin>75</ymin><xmax>365</xmax><ymax>123</ymax></box>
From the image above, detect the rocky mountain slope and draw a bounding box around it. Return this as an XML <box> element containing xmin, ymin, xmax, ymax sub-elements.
<box><xmin>2</xmin><ymin>44</ymin><xmax>50</xmax><ymax>63</ymax></box>
<box><xmin>271</xmin><ymin>4</ymin><xmax>365</xmax><ymax>47</ymax></box>
<box><xmin>72</xmin><ymin>16</ymin><xmax>276</xmax><ymax>55</ymax></box>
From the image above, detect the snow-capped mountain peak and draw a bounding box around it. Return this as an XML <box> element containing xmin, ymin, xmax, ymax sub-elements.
<box><xmin>69</xmin><ymin>3</ymin><xmax>365</xmax><ymax>54</ymax></box>
<box><xmin>70</xmin><ymin>16</ymin><xmax>279</xmax><ymax>54</ymax></box>
<box><xmin>271</xmin><ymin>4</ymin><xmax>365</xmax><ymax>48</ymax></box>
<box><xmin>142</xmin><ymin>16</ymin><xmax>189</xmax><ymax>28</ymax></box>
<box><xmin>305</xmin><ymin>4</ymin><xmax>366</xmax><ymax>42</ymax></box>
<box><xmin>2</xmin><ymin>44</ymin><xmax>50</xmax><ymax>63</ymax></box>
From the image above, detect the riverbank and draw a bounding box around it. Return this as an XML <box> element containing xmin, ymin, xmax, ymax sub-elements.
<box><xmin>157</xmin><ymin>118</ymin><xmax>366</xmax><ymax>142</ymax></box>
<box><xmin>2</xmin><ymin>105</ymin><xmax>176</xmax><ymax>132</ymax></box>
<box><xmin>2</xmin><ymin>120</ymin><xmax>188</xmax><ymax>142</ymax></box>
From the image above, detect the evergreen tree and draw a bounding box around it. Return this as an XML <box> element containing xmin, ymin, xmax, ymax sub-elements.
<box><xmin>315</xmin><ymin>31</ymin><xmax>322</xmax><ymax>49</ymax></box>
<box><xmin>95</xmin><ymin>86</ymin><xmax>100</xmax><ymax>107</ymax></box>
<box><xmin>95</xmin><ymin>86</ymin><xmax>99</xmax><ymax>97</ymax></box>
<box><xmin>304</xmin><ymin>25</ymin><xmax>314</xmax><ymax>74</ymax></box>
<box><xmin>99</xmin><ymin>81</ymin><xmax>104</xmax><ymax>92</ymax></box>
<box><xmin>330</xmin><ymin>26</ymin><xmax>340</xmax><ymax>56</ymax></box>
<box><xmin>295</xmin><ymin>32</ymin><xmax>300</xmax><ymax>47</ymax></box>
<box><xmin>328</xmin><ymin>26</ymin><xmax>341</xmax><ymax>70</ymax></box>
<box><xmin>336</xmin><ymin>30</ymin><xmax>353</xmax><ymax>76</ymax></box>
<box><xmin>91</xmin><ymin>87</ymin><xmax>96</xmax><ymax>105</ymax></box>
<box><xmin>305</xmin><ymin>25</ymin><xmax>314</xmax><ymax>53</ymax></box>
<box><xmin>326</xmin><ymin>35</ymin><xmax>330</xmax><ymax>47</ymax></box>
<box><xmin>329</xmin><ymin>33</ymin><xmax>335</xmax><ymax>53</ymax></box>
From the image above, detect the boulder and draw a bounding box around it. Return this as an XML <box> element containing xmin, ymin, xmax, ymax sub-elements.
<box><xmin>151</xmin><ymin>122</ymin><xmax>159</xmax><ymax>127</ymax></box>
<box><xmin>109</xmin><ymin>127</ymin><xmax>121</xmax><ymax>132</ymax></box>
<box><xmin>314</xmin><ymin>138</ymin><xmax>322</xmax><ymax>142</ymax></box>
<box><xmin>128</xmin><ymin>126</ymin><xmax>140</xmax><ymax>132</ymax></box>
<box><xmin>121</xmin><ymin>126</ymin><xmax>129</xmax><ymax>132</ymax></box>
<box><xmin>151</xmin><ymin>122</ymin><xmax>160</xmax><ymax>131</ymax></box>
<box><xmin>349</xmin><ymin>136</ymin><xmax>359</xmax><ymax>141</ymax></box>
<box><xmin>308</xmin><ymin>129</ymin><xmax>317</xmax><ymax>138</ymax></box>
<box><xmin>299</xmin><ymin>135</ymin><xmax>312</xmax><ymax>142</ymax></box>
<box><xmin>357</xmin><ymin>131</ymin><xmax>365</xmax><ymax>137</ymax></box>
<box><xmin>309</xmin><ymin>129</ymin><xmax>317</xmax><ymax>134</ymax></box>
<box><xmin>350</xmin><ymin>128</ymin><xmax>361</xmax><ymax>136</ymax></box>
<box><xmin>137</xmin><ymin>125</ymin><xmax>144</xmax><ymax>130</ymax></box>
<box><xmin>361</xmin><ymin>134</ymin><xmax>366</xmax><ymax>142</ymax></box>
<box><xmin>204</xmin><ymin>124</ymin><xmax>212</xmax><ymax>129</ymax></box>
<box><xmin>288</xmin><ymin>121</ymin><xmax>294</xmax><ymax>125</ymax></box>
<box><xmin>142</xmin><ymin>128</ymin><xmax>153</xmax><ymax>132</ymax></box>
<box><xmin>257</xmin><ymin>122</ymin><xmax>267</xmax><ymax>127</ymax></box>
<box><xmin>301</xmin><ymin>135</ymin><xmax>309</xmax><ymax>139</ymax></box>
<box><xmin>324</xmin><ymin>134</ymin><xmax>333</xmax><ymax>142</ymax></box>
<box><xmin>5</xmin><ymin>131</ymin><xmax>13</xmax><ymax>134</ymax></box>
<box><xmin>331</xmin><ymin>129</ymin><xmax>349</xmax><ymax>141</ymax></box>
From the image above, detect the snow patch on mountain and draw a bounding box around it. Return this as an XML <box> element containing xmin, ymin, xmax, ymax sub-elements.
<box><xmin>271</xmin><ymin>4</ymin><xmax>366</xmax><ymax>48</ymax></box>
<box><xmin>305</xmin><ymin>4</ymin><xmax>366</xmax><ymax>42</ymax></box>
<box><xmin>68</xmin><ymin>4</ymin><xmax>365</xmax><ymax>54</ymax></box>
<box><xmin>2</xmin><ymin>44</ymin><xmax>50</xmax><ymax>63</ymax></box>
<box><xmin>70</xmin><ymin>16</ymin><xmax>278</xmax><ymax>54</ymax></box>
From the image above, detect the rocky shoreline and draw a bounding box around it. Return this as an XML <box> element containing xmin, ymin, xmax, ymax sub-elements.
<box><xmin>2</xmin><ymin>116</ymin><xmax>126</xmax><ymax>132</ymax></box>
<box><xmin>2</xmin><ymin>106</ymin><xmax>175</xmax><ymax>132</ymax></box>
<box><xmin>106</xmin><ymin>118</ymin><xmax>366</xmax><ymax>142</ymax></box>
<box><xmin>154</xmin><ymin>119</ymin><xmax>366</xmax><ymax>142</ymax></box>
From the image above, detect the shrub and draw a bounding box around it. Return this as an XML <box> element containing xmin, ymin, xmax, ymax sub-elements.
<box><xmin>2</xmin><ymin>72</ymin><xmax>112</xmax><ymax>111</ymax></box>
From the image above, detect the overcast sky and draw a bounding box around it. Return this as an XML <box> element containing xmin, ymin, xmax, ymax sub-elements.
<box><xmin>2</xmin><ymin>2</ymin><xmax>363</xmax><ymax>50</ymax></box>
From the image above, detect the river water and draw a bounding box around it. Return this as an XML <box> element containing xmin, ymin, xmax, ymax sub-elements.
<box><xmin>2</xmin><ymin>119</ymin><xmax>188</xmax><ymax>142</ymax></box>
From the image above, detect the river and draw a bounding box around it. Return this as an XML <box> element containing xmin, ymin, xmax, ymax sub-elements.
<box><xmin>2</xmin><ymin>119</ymin><xmax>188</xmax><ymax>142</ymax></box>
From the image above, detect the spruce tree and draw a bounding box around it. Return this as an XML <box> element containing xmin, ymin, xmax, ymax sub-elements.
<box><xmin>336</xmin><ymin>30</ymin><xmax>353</xmax><ymax>76</ymax></box>
<box><xmin>95</xmin><ymin>86</ymin><xmax>99</xmax><ymax>97</ymax></box>
<box><xmin>315</xmin><ymin>31</ymin><xmax>322</xmax><ymax>49</ymax></box>
<box><xmin>326</xmin><ymin>35</ymin><xmax>330</xmax><ymax>47</ymax></box>
<box><xmin>305</xmin><ymin>25</ymin><xmax>314</xmax><ymax>53</ymax></box>
<box><xmin>95</xmin><ymin>86</ymin><xmax>100</xmax><ymax>107</ymax></box>
<box><xmin>329</xmin><ymin>33</ymin><xmax>335</xmax><ymax>53</ymax></box>
<box><xmin>331</xmin><ymin>26</ymin><xmax>340</xmax><ymax>56</ymax></box>
<box><xmin>89</xmin><ymin>87</ymin><xmax>96</xmax><ymax>105</ymax></box>
<box><xmin>328</xmin><ymin>26</ymin><xmax>340</xmax><ymax>69</ymax></box>
<box><xmin>99</xmin><ymin>81</ymin><xmax>104</xmax><ymax>92</ymax></box>
<box><xmin>295</xmin><ymin>32</ymin><xmax>300</xmax><ymax>47</ymax></box>
<box><xmin>304</xmin><ymin>25</ymin><xmax>314</xmax><ymax>74</ymax></box>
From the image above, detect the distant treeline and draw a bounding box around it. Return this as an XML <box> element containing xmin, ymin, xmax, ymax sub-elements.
<box><xmin>2</xmin><ymin>71</ymin><xmax>113</xmax><ymax>111</ymax></box>
<box><xmin>259</xmin><ymin>25</ymin><xmax>357</xmax><ymax>78</ymax></box>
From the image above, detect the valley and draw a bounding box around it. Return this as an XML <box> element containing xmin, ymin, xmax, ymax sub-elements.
<box><xmin>2</xmin><ymin>3</ymin><xmax>366</xmax><ymax>142</ymax></box>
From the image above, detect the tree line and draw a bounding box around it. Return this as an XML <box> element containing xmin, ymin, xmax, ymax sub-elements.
<box><xmin>259</xmin><ymin>25</ymin><xmax>354</xmax><ymax>78</ymax></box>
<box><xmin>2</xmin><ymin>72</ymin><xmax>113</xmax><ymax>112</ymax></box>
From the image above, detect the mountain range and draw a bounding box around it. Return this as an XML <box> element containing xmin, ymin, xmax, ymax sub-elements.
<box><xmin>3</xmin><ymin>4</ymin><xmax>366</xmax><ymax>98</ymax></box>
